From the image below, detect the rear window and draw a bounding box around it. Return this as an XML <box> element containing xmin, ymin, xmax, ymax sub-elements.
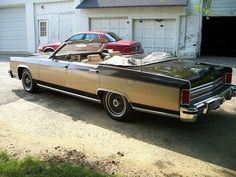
<box><xmin>105</xmin><ymin>32</ymin><xmax>122</xmax><ymax>42</ymax></box>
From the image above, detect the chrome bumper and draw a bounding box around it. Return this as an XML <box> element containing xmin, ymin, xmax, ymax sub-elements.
<box><xmin>180</xmin><ymin>85</ymin><xmax>236</xmax><ymax>122</ymax></box>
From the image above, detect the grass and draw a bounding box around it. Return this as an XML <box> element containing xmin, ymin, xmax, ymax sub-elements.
<box><xmin>0</xmin><ymin>151</ymin><xmax>114</xmax><ymax>177</ymax></box>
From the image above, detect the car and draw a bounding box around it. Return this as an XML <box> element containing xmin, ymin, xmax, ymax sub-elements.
<box><xmin>9</xmin><ymin>39</ymin><xmax>236</xmax><ymax>123</ymax></box>
<box><xmin>37</xmin><ymin>31</ymin><xmax>143</xmax><ymax>55</ymax></box>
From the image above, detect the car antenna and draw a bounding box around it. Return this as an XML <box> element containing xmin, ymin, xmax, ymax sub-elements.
<box><xmin>140</xmin><ymin>53</ymin><xmax>143</xmax><ymax>71</ymax></box>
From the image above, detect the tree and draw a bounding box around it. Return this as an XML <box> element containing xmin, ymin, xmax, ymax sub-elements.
<box><xmin>194</xmin><ymin>0</ymin><xmax>212</xmax><ymax>15</ymax></box>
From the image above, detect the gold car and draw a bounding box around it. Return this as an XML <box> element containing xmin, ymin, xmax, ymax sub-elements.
<box><xmin>9</xmin><ymin>39</ymin><xmax>236</xmax><ymax>122</ymax></box>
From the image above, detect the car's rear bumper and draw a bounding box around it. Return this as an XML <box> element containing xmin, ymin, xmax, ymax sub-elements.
<box><xmin>180</xmin><ymin>84</ymin><xmax>236</xmax><ymax>122</ymax></box>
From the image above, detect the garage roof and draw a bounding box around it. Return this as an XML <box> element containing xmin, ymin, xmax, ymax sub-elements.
<box><xmin>76</xmin><ymin>0</ymin><xmax>188</xmax><ymax>9</ymax></box>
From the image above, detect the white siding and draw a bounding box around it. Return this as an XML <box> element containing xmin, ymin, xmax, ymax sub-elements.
<box><xmin>210</xmin><ymin>0</ymin><xmax>236</xmax><ymax>16</ymax></box>
<box><xmin>178</xmin><ymin>0</ymin><xmax>202</xmax><ymax>58</ymax></box>
<box><xmin>0</xmin><ymin>6</ymin><xmax>27</xmax><ymax>52</ymax></box>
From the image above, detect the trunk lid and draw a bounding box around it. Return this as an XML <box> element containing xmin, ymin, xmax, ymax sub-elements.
<box><xmin>141</xmin><ymin>59</ymin><xmax>231</xmax><ymax>88</ymax></box>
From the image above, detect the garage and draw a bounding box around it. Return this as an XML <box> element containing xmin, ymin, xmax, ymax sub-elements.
<box><xmin>201</xmin><ymin>0</ymin><xmax>236</xmax><ymax>57</ymax></box>
<box><xmin>133</xmin><ymin>19</ymin><xmax>176</xmax><ymax>54</ymax></box>
<box><xmin>90</xmin><ymin>18</ymin><xmax>128</xmax><ymax>40</ymax></box>
<box><xmin>0</xmin><ymin>6</ymin><xmax>27</xmax><ymax>52</ymax></box>
<box><xmin>201</xmin><ymin>17</ymin><xmax>236</xmax><ymax>57</ymax></box>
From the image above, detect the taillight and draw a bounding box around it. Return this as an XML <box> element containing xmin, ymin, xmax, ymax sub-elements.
<box><xmin>181</xmin><ymin>89</ymin><xmax>190</xmax><ymax>105</ymax></box>
<box><xmin>225</xmin><ymin>73</ymin><xmax>232</xmax><ymax>84</ymax></box>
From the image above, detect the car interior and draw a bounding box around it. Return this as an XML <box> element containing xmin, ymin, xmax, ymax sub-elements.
<box><xmin>51</xmin><ymin>39</ymin><xmax>123</xmax><ymax>65</ymax></box>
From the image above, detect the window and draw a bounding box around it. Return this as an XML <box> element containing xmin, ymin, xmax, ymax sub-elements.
<box><xmin>68</xmin><ymin>34</ymin><xmax>84</xmax><ymax>41</ymax></box>
<box><xmin>84</xmin><ymin>34</ymin><xmax>99</xmax><ymax>40</ymax></box>
<box><xmin>105</xmin><ymin>32</ymin><xmax>122</xmax><ymax>42</ymax></box>
<box><xmin>39</xmin><ymin>21</ymin><xmax>47</xmax><ymax>37</ymax></box>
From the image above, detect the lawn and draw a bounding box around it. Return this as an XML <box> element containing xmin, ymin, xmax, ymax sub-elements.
<box><xmin>0</xmin><ymin>151</ymin><xmax>114</xmax><ymax>177</ymax></box>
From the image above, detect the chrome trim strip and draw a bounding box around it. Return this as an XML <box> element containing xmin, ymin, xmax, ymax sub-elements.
<box><xmin>191</xmin><ymin>84</ymin><xmax>214</xmax><ymax>94</ymax></box>
<box><xmin>132</xmin><ymin>107</ymin><xmax>180</xmax><ymax>119</ymax></box>
<box><xmin>191</xmin><ymin>76</ymin><xmax>224</xmax><ymax>91</ymax></box>
<box><xmin>191</xmin><ymin>85</ymin><xmax>225</xmax><ymax>101</ymax></box>
<box><xmin>38</xmin><ymin>84</ymin><xmax>101</xmax><ymax>103</ymax></box>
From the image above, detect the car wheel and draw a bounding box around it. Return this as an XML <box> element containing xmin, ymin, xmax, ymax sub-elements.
<box><xmin>22</xmin><ymin>69</ymin><xmax>39</xmax><ymax>93</ymax></box>
<box><xmin>102</xmin><ymin>92</ymin><xmax>131</xmax><ymax>121</ymax></box>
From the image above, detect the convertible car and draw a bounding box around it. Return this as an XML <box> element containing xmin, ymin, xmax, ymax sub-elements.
<box><xmin>9</xmin><ymin>39</ymin><xmax>236</xmax><ymax>122</ymax></box>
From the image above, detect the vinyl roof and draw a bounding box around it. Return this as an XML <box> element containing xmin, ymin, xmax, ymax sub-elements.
<box><xmin>76</xmin><ymin>0</ymin><xmax>188</xmax><ymax>9</ymax></box>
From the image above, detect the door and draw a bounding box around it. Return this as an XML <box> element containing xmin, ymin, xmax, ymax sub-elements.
<box><xmin>0</xmin><ymin>6</ymin><xmax>27</xmax><ymax>52</ymax></box>
<box><xmin>39</xmin><ymin>57</ymin><xmax>70</xmax><ymax>87</ymax></box>
<box><xmin>38</xmin><ymin>20</ymin><xmax>49</xmax><ymax>46</ymax></box>
<box><xmin>67</xmin><ymin>62</ymin><xmax>100</xmax><ymax>96</ymax></box>
<box><xmin>133</xmin><ymin>19</ymin><xmax>176</xmax><ymax>55</ymax></box>
<box><xmin>90</xmin><ymin>18</ymin><xmax>128</xmax><ymax>39</ymax></box>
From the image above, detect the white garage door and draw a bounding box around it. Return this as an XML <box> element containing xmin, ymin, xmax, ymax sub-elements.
<box><xmin>134</xmin><ymin>19</ymin><xmax>176</xmax><ymax>55</ymax></box>
<box><xmin>0</xmin><ymin>6</ymin><xmax>27</xmax><ymax>52</ymax></box>
<box><xmin>90</xmin><ymin>18</ymin><xmax>128</xmax><ymax>39</ymax></box>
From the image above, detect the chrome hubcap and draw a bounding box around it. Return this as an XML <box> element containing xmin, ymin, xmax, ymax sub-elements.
<box><xmin>113</xmin><ymin>99</ymin><xmax>120</xmax><ymax>107</ymax></box>
<box><xmin>106</xmin><ymin>93</ymin><xmax>126</xmax><ymax>117</ymax></box>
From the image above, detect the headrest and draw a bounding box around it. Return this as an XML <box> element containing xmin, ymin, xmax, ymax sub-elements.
<box><xmin>87</xmin><ymin>54</ymin><xmax>101</xmax><ymax>61</ymax></box>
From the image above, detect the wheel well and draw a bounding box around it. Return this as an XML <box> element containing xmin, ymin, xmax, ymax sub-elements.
<box><xmin>44</xmin><ymin>48</ymin><xmax>55</xmax><ymax>52</ymax></box>
<box><xmin>18</xmin><ymin>67</ymin><xmax>27</xmax><ymax>80</ymax></box>
<box><xmin>97</xmin><ymin>90</ymin><xmax>106</xmax><ymax>101</ymax></box>
<box><xmin>96</xmin><ymin>90</ymin><xmax>131</xmax><ymax>103</ymax></box>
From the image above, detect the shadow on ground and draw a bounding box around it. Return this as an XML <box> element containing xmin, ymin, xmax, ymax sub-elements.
<box><xmin>12</xmin><ymin>88</ymin><xmax>236</xmax><ymax>172</ymax></box>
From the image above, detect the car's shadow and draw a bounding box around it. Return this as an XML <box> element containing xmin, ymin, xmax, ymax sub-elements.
<box><xmin>12</xmin><ymin>88</ymin><xmax>236</xmax><ymax>171</ymax></box>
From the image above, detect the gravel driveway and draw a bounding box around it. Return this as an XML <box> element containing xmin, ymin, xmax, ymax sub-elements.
<box><xmin>0</xmin><ymin>55</ymin><xmax>236</xmax><ymax>177</ymax></box>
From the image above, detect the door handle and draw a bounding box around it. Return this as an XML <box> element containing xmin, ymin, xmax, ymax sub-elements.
<box><xmin>89</xmin><ymin>69</ymin><xmax>98</xmax><ymax>73</ymax></box>
<box><xmin>61</xmin><ymin>64</ymin><xmax>68</xmax><ymax>69</ymax></box>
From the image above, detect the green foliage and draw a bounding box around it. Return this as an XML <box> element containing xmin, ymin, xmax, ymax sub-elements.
<box><xmin>0</xmin><ymin>151</ymin><xmax>114</xmax><ymax>177</ymax></box>
<box><xmin>194</xmin><ymin>0</ymin><xmax>212</xmax><ymax>15</ymax></box>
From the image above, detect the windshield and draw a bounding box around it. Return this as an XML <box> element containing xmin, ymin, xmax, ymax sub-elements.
<box><xmin>101</xmin><ymin>52</ymin><xmax>177</xmax><ymax>66</ymax></box>
<box><xmin>105</xmin><ymin>32</ymin><xmax>122</xmax><ymax>42</ymax></box>
<box><xmin>55</xmin><ymin>42</ymin><xmax>105</xmax><ymax>56</ymax></box>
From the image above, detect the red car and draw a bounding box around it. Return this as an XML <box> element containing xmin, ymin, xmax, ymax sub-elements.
<box><xmin>37</xmin><ymin>32</ymin><xmax>143</xmax><ymax>55</ymax></box>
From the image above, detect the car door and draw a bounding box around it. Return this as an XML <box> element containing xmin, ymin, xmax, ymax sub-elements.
<box><xmin>38</xmin><ymin>57</ymin><xmax>70</xmax><ymax>87</ymax></box>
<box><xmin>67</xmin><ymin>61</ymin><xmax>101</xmax><ymax>98</ymax></box>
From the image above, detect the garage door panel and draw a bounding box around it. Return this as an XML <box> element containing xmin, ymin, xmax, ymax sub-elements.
<box><xmin>144</xmin><ymin>20</ymin><xmax>155</xmax><ymax>27</ymax></box>
<box><xmin>155</xmin><ymin>47</ymin><xmax>164</xmax><ymax>52</ymax></box>
<box><xmin>118</xmin><ymin>29</ymin><xmax>128</xmax><ymax>39</ymax></box>
<box><xmin>143</xmin><ymin>39</ymin><xmax>154</xmax><ymax>47</ymax></box>
<box><xmin>165</xmin><ymin>29</ymin><xmax>175</xmax><ymax>38</ymax></box>
<box><xmin>90</xmin><ymin>19</ymin><xmax>100</xmax><ymax>29</ymax></box>
<box><xmin>100</xmin><ymin>19</ymin><xmax>109</xmax><ymax>28</ymax></box>
<box><xmin>134</xmin><ymin>19</ymin><xmax>176</xmax><ymax>54</ymax></box>
<box><xmin>0</xmin><ymin>6</ymin><xmax>27</xmax><ymax>52</ymax></box>
<box><xmin>165</xmin><ymin>39</ymin><xmax>175</xmax><ymax>48</ymax></box>
<box><xmin>90</xmin><ymin>18</ymin><xmax>128</xmax><ymax>39</ymax></box>
<box><xmin>154</xmin><ymin>30</ymin><xmax>165</xmax><ymax>38</ymax></box>
<box><xmin>109</xmin><ymin>19</ymin><xmax>119</xmax><ymax>28</ymax></box>
<box><xmin>154</xmin><ymin>39</ymin><xmax>164</xmax><ymax>47</ymax></box>
<box><xmin>144</xmin><ymin>29</ymin><xmax>154</xmax><ymax>38</ymax></box>
<box><xmin>119</xmin><ymin>19</ymin><xmax>128</xmax><ymax>28</ymax></box>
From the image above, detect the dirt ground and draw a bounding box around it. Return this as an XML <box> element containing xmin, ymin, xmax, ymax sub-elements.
<box><xmin>0</xmin><ymin>55</ymin><xmax>236</xmax><ymax>177</ymax></box>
